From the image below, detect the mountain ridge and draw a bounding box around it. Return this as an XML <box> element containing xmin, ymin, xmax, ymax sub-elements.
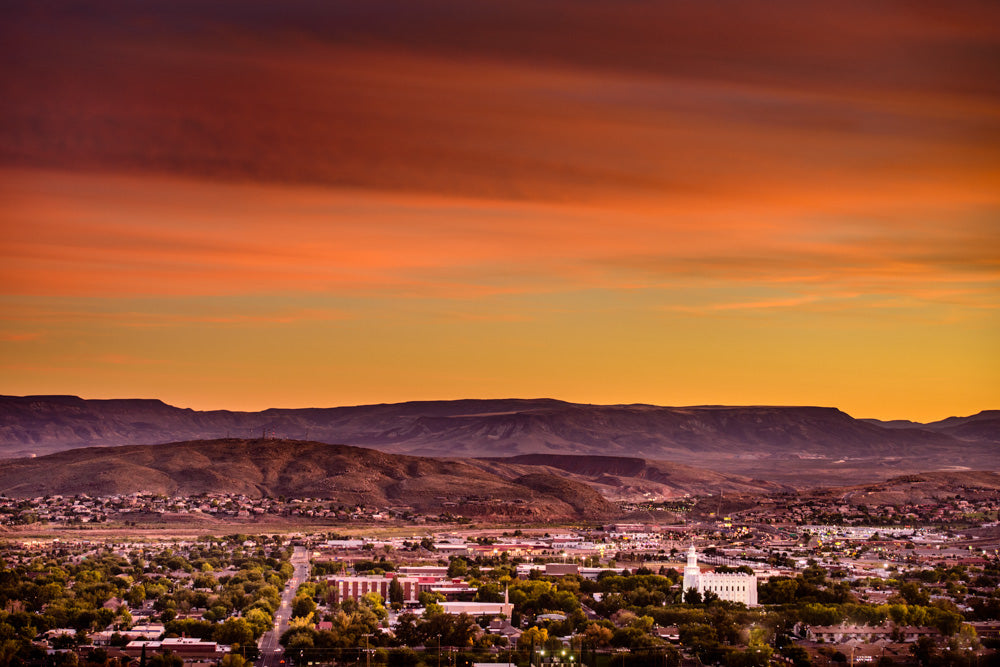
<box><xmin>1</xmin><ymin>395</ymin><xmax>996</xmax><ymax>484</ymax></box>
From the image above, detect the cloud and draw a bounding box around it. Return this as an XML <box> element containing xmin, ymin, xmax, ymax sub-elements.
<box><xmin>2</xmin><ymin>1</ymin><xmax>996</xmax><ymax>307</ymax></box>
<box><xmin>2</xmin><ymin>168</ymin><xmax>998</xmax><ymax>309</ymax></box>
<box><xmin>96</xmin><ymin>353</ymin><xmax>170</xmax><ymax>366</ymax></box>
<box><xmin>0</xmin><ymin>299</ymin><xmax>353</xmax><ymax>329</ymax></box>
<box><xmin>669</xmin><ymin>295</ymin><xmax>823</xmax><ymax>313</ymax></box>
<box><xmin>1</xmin><ymin>0</ymin><xmax>998</xmax><ymax>203</ymax></box>
<box><xmin>0</xmin><ymin>331</ymin><xmax>41</xmax><ymax>342</ymax></box>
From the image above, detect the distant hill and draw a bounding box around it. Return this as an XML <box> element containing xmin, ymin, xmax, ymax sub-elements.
<box><xmin>0</xmin><ymin>439</ymin><xmax>617</xmax><ymax>520</ymax></box>
<box><xmin>814</xmin><ymin>470</ymin><xmax>1000</xmax><ymax>507</ymax></box>
<box><xmin>863</xmin><ymin>410</ymin><xmax>1000</xmax><ymax>439</ymax></box>
<box><xmin>471</xmin><ymin>454</ymin><xmax>790</xmax><ymax>500</ymax></box>
<box><xmin>1</xmin><ymin>396</ymin><xmax>996</xmax><ymax>484</ymax></box>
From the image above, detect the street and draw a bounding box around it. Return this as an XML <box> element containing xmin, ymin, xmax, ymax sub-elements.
<box><xmin>257</xmin><ymin>546</ymin><xmax>310</xmax><ymax>667</ymax></box>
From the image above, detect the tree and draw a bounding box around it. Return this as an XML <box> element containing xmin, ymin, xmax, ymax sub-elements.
<box><xmin>583</xmin><ymin>623</ymin><xmax>613</xmax><ymax>647</ymax></box>
<box><xmin>86</xmin><ymin>647</ymin><xmax>109</xmax><ymax>666</ymax></box>
<box><xmin>611</xmin><ymin>626</ymin><xmax>662</xmax><ymax>650</ymax></box>
<box><xmin>727</xmin><ymin>646</ymin><xmax>772</xmax><ymax>667</ymax></box>
<box><xmin>214</xmin><ymin>618</ymin><xmax>254</xmax><ymax>647</ymax></box>
<box><xmin>928</xmin><ymin>607</ymin><xmax>963</xmax><ymax>637</ymax></box>
<box><xmin>220</xmin><ymin>655</ymin><xmax>246</xmax><ymax>667</ymax></box>
<box><xmin>389</xmin><ymin>578</ymin><xmax>405</xmax><ymax>606</ymax></box>
<box><xmin>783</xmin><ymin>645</ymin><xmax>812</xmax><ymax>667</ymax></box>
<box><xmin>910</xmin><ymin>636</ymin><xmax>938</xmax><ymax>666</ymax></box>
<box><xmin>0</xmin><ymin>639</ymin><xmax>22</xmax><ymax>667</ymax></box>
<box><xmin>679</xmin><ymin>623</ymin><xmax>719</xmax><ymax>662</ymax></box>
<box><xmin>165</xmin><ymin>619</ymin><xmax>215</xmax><ymax>640</ymax></box>
<box><xmin>899</xmin><ymin>582</ymin><xmax>930</xmax><ymax>606</ymax></box>
<box><xmin>245</xmin><ymin>608</ymin><xmax>273</xmax><ymax>638</ymax></box>
<box><xmin>126</xmin><ymin>585</ymin><xmax>146</xmax><ymax>607</ymax></box>
<box><xmin>759</xmin><ymin>578</ymin><xmax>798</xmax><ymax>604</ymax></box>
<box><xmin>148</xmin><ymin>653</ymin><xmax>183</xmax><ymax>667</ymax></box>
<box><xmin>419</xmin><ymin>591</ymin><xmax>445</xmax><ymax>607</ymax></box>
<box><xmin>448</xmin><ymin>558</ymin><xmax>468</xmax><ymax>578</ymax></box>
<box><xmin>287</xmin><ymin>614</ymin><xmax>316</xmax><ymax>632</ymax></box>
<box><xmin>684</xmin><ymin>588</ymin><xmax>702</xmax><ymax>604</ymax></box>
<box><xmin>518</xmin><ymin>627</ymin><xmax>548</xmax><ymax>652</ymax></box>
<box><xmin>291</xmin><ymin>594</ymin><xmax>316</xmax><ymax>620</ymax></box>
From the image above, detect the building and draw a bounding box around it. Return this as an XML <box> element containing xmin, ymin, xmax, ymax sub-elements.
<box><xmin>328</xmin><ymin>574</ymin><xmax>423</xmax><ymax>604</ymax></box>
<box><xmin>123</xmin><ymin>637</ymin><xmax>229</xmax><ymax>661</ymax></box>
<box><xmin>486</xmin><ymin>617</ymin><xmax>522</xmax><ymax>644</ymax></box>
<box><xmin>807</xmin><ymin>624</ymin><xmax>940</xmax><ymax>643</ymax></box>
<box><xmin>467</xmin><ymin>543</ymin><xmax>545</xmax><ymax>558</ymax></box>
<box><xmin>516</xmin><ymin>563</ymin><xmax>625</xmax><ymax>580</ymax></box>
<box><xmin>440</xmin><ymin>600</ymin><xmax>513</xmax><ymax>617</ymax></box>
<box><xmin>398</xmin><ymin>566</ymin><xmax>449</xmax><ymax>577</ymax></box>
<box><xmin>439</xmin><ymin>587</ymin><xmax>513</xmax><ymax>617</ymax></box>
<box><xmin>682</xmin><ymin>545</ymin><xmax>757</xmax><ymax>606</ymax></box>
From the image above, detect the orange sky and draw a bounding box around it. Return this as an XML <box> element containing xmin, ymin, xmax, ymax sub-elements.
<box><xmin>1</xmin><ymin>0</ymin><xmax>998</xmax><ymax>421</ymax></box>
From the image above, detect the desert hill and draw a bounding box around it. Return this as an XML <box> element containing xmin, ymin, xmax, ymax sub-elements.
<box><xmin>1</xmin><ymin>396</ymin><xmax>996</xmax><ymax>484</ymax></box>
<box><xmin>0</xmin><ymin>439</ymin><xmax>617</xmax><ymax>520</ymax></box>
<box><xmin>814</xmin><ymin>470</ymin><xmax>1000</xmax><ymax>507</ymax></box>
<box><xmin>471</xmin><ymin>454</ymin><xmax>789</xmax><ymax>500</ymax></box>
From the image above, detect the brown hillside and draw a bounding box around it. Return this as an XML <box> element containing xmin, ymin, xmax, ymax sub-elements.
<box><xmin>471</xmin><ymin>454</ymin><xmax>789</xmax><ymax>500</ymax></box>
<box><xmin>0</xmin><ymin>439</ymin><xmax>618</xmax><ymax>520</ymax></box>
<box><xmin>818</xmin><ymin>471</ymin><xmax>1000</xmax><ymax>506</ymax></box>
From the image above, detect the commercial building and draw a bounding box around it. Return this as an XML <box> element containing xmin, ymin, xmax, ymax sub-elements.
<box><xmin>123</xmin><ymin>637</ymin><xmax>229</xmax><ymax>661</ymax></box>
<box><xmin>328</xmin><ymin>574</ymin><xmax>423</xmax><ymax>604</ymax></box>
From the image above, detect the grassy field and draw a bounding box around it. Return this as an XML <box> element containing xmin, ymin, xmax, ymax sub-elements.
<box><xmin>1</xmin><ymin>518</ymin><xmax>586</xmax><ymax>541</ymax></box>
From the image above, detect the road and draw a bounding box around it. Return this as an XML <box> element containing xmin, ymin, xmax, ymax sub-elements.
<box><xmin>257</xmin><ymin>546</ymin><xmax>310</xmax><ymax>667</ymax></box>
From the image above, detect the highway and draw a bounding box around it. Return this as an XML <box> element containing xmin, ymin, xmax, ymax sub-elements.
<box><xmin>257</xmin><ymin>546</ymin><xmax>310</xmax><ymax>667</ymax></box>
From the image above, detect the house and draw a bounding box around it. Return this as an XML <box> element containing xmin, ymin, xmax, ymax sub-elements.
<box><xmin>487</xmin><ymin>618</ymin><xmax>522</xmax><ymax>645</ymax></box>
<box><xmin>102</xmin><ymin>597</ymin><xmax>127</xmax><ymax>611</ymax></box>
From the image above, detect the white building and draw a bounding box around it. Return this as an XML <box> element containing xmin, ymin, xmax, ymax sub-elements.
<box><xmin>440</xmin><ymin>601</ymin><xmax>513</xmax><ymax>617</ymax></box>
<box><xmin>682</xmin><ymin>545</ymin><xmax>757</xmax><ymax>606</ymax></box>
<box><xmin>439</xmin><ymin>587</ymin><xmax>513</xmax><ymax>617</ymax></box>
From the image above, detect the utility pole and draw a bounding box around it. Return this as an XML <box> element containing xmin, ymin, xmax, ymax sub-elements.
<box><xmin>363</xmin><ymin>633</ymin><xmax>372</xmax><ymax>667</ymax></box>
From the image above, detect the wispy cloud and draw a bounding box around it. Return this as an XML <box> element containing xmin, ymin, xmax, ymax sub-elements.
<box><xmin>3</xmin><ymin>169</ymin><xmax>997</xmax><ymax>305</ymax></box>
<box><xmin>0</xmin><ymin>301</ymin><xmax>353</xmax><ymax>328</ymax></box>
<box><xmin>667</xmin><ymin>296</ymin><xmax>823</xmax><ymax>313</ymax></box>
<box><xmin>0</xmin><ymin>332</ymin><xmax>42</xmax><ymax>342</ymax></box>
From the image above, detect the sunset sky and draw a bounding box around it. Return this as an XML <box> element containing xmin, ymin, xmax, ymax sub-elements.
<box><xmin>1</xmin><ymin>0</ymin><xmax>998</xmax><ymax>421</ymax></box>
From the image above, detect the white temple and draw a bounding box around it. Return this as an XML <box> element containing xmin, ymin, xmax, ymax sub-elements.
<box><xmin>682</xmin><ymin>544</ymin><xmax>758</xmax><ymax>606</ymax></box>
